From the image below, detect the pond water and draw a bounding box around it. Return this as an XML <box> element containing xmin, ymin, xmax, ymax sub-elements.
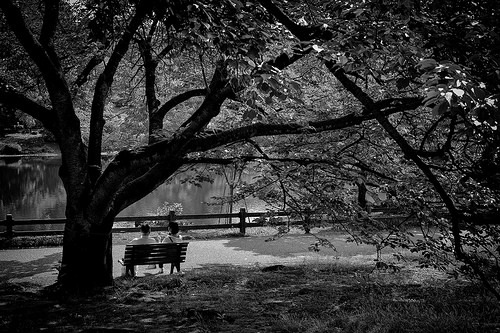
<box><xmin>0</xmin><ymin>156</ymin><xmax>267</xmax><ymax>230</ymax></box>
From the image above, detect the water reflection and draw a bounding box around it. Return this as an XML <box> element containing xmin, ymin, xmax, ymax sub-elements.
<box><xmin>0</xmin><ymin>157</ymin><xmax>266</xmax><ymax>229</ymax></box>
<box><xmin>0</xmin><ymin>157</ymin><xmax>65</xmax><ymax>221</ymax></box>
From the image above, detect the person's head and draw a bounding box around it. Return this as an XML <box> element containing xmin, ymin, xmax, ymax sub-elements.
<box><xmin>168</xmin><ymin>221</ymin><xmax>179</xmax><ymax>235</ymax></box>
<box><xmin>140</xmin><ymin>223</ymin><xmax>151</xmax><ymax>235</ymax></box>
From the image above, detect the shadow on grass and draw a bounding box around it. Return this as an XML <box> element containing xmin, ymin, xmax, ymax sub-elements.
<box><xmin>1</xmin><ymin>261</ymin><xmax>500</xmax><ymax>333</ymax></box>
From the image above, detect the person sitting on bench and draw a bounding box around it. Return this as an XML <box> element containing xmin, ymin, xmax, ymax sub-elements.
<box><xmin>158</xmin><ymin>221</ymin><xmax>183</xmax><ymax>273</ymax></box>
<box><xmin>130</xmin><ymin>223</ymin><xmax>157</xmax><ymax>245</ymax></box>
<box><xmin>162</xmin><ymin>221</ymin><xmax>183</xmax><ymax>243</ymax></box>
<box><xmin>128</xmin><ymin>223</ymin><xmax>157</xmax><ymax>271</ymax></box>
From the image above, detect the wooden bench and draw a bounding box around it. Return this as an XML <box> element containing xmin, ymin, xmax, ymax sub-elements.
<box><xmin>119</xmin><ymin>242</ymin><xmax>189</xmax><ymax>277</ymax></box>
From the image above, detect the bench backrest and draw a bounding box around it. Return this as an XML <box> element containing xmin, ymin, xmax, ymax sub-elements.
<box><xmin>123</xmin><ymin>242</ymin><xmax>189</xmax><ymax>266</ymax></box>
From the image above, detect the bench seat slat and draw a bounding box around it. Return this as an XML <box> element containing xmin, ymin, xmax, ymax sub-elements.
<box><xmin>123</xmin><ymin>257</ymin><xmax>185</xmax><ymax>264</ymax></box>
<box><xmin>124</xmin><ymin>251</ymin><xmax>185</xmax><ymax>256</ymax></box>
<box><xmin>123</xmin><ymin>256</ymin><xmax>186</xmax><ymax>262</ymax></box>
<box><xmin>122</xmin><ymin>243</ymin><xmax>189</xmax><ymax>273</ymax></box>
<box><xmin>123</xmin><ymin>258</ymin><xmax>186</xmax><ymax>265</ymax></box>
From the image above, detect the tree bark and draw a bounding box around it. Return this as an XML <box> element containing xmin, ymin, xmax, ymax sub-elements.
<box><xmin>58</xmin><ymin>214</ymin><xmax>115</xmax><ymax>291</ymax></box>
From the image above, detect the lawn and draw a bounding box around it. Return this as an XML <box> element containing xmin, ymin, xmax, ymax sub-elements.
<box><xmin>1</xmin><ymin>260</ymin><xmax>498</xmax><ymax>333</ymax></box>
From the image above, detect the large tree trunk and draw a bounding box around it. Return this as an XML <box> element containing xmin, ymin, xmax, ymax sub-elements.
<box><xmin>57</xmin><ymin>214</ymin><xmax>114</xmax><ymax>291</ymax></box>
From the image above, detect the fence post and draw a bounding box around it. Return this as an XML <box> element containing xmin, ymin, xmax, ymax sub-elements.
<box><xmin>168</xmin><ymin>210</ymin><xmax>176</xmax><ymax>223</ymax></box>
<box><xmin>239</xmin><ymin>208</ymin><xmax>247</xmax><ymax>234</ymax></box>
<box><xmin>5</xmin><ymin>214</ymin><xmax>13</xmax><ymax>238</ymax></box>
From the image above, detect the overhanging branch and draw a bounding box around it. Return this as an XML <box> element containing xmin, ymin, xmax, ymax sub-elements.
<box><xmin>110</xmin><ymin>159</ymin><xmax>184</xmax><ymax>215</ymax></box>
<box><xmin>74</xmin><ymin>54</ymin><xmax>105</xmax><ymax>87</ymax></box>
<box><xmin>181</xmin><ymin>155</ymin><xmax>397</xmax><ymax>182</ymax></box>
<box><xmin>153</xmin><ymin>88</ymin><xmax>207</xmax><ymax>122</ymax></box>
<box><xmin>0</xmin><ymin>83</ymin><xmax>55</xmax><ymax>129</ymax></box>
<box><xmin>184</xmin><ymin>103</ymin><xmax>418</xmax><ymax>153</ymax></box>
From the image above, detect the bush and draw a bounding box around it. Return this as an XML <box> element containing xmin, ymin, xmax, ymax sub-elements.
<box><xmin>0</xmin><ymin>235</ymin><xmax>63</xmax><ymax>249</ymax></box>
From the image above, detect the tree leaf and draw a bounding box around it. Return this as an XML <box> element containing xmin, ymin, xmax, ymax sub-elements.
<box><xmin>432</xmin><ymin>101</ymin><xmax>448</xmax><ymax>117</ymax></box>
<box><xmin>289</xmin><ymin>81</ymin><xmax>301</xmax><ymax>93</ymax></box>
<box><xmin>419</xmin><ymin>59</ymin><xmax>438</xmax><ymax>71</ymax></box>
<box><xmin>268</xmin><ymin>78</ymin><xmax>280</xmax><ymax>90</ymax></box>
<box><xmin>451</xmin><ymin>88</ymin><xmax>465</xmax><ymax>97</ymax></box>
<box><xmin>365</xmin><ymin>193</ymin><xmax>376</xmax><ymax>204</ymax></box>
<box><xmin>377</xmin><ymin>193</ymin><xmax>387</xmax><ymax>201</ymax></box>
<box><xmin>423</xmin><ymin>90</ymin><xmax>440</xmax><ymax>107</ymax></box>
<box><xmin>312</xmin><ymin>45</ymin><xmax>324</xmax><ymax>53</ymax></box>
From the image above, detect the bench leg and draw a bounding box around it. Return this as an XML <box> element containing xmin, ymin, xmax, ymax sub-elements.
<box><xmin>126</xmin><ymin>265</ymin><xmax>135</xmax><ymax>277</ymax></box>
<box><xmin>170</xmin><ymin>262</ymin><xmax>180</xmax><ymax>274</ymax></box>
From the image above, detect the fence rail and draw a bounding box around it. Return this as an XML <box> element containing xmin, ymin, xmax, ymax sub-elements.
<box><xmin>0</xmin><ymin>208</ymin><xmax>292</xmax><ymax>238</ymax></box>
<box><xmin>0</xmin><ymin>208</ymin><xmax>419</xmax><ymax>239</ymax></box>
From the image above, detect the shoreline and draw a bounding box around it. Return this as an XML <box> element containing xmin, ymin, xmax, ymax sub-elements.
<box><xmin>0</xmin><ymin>133</ymin><xmax>60</xmax><ymax>155</ymax></box>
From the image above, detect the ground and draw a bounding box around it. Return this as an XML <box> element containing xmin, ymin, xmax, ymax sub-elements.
<box><xmin>1</xmin><ymin>261</ymin><xmax>499</xmax><ymax>333</ymax></box>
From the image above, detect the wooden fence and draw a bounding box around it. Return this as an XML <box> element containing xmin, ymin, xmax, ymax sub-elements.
<box><xmin>0</xmin><ymin>208</ymin><xmax>291</xmax><ymax>238</ymax></box>
<box><xmin>0</xmin><ymin>208</ymin><xmax>420</xmax><ymax>239</ymax></box>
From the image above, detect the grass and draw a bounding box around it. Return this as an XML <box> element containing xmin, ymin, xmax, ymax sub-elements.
<box><xmin>1</xmin><ymin>261</ymin><xmax>499</xmax><ymax>333</ymax></box>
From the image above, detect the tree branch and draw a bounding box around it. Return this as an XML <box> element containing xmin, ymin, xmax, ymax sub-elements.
<box><xmin>87</xmin><ymin>1</ymin><xmax>149</xmax><ymax>181</ymax></box>
<box><xmin>0</xmin><ymin>0</ymin><xmax>61</xmax><ymax>85</ymax></box>
<box><xmin>176</xmin><ymin>61</ymin><xmax>233</xmax><ymax>138</ymax></box>
<box><xmin>254</xmin><ymin>0</ymin><xmax>466</xmax><ymax>256</ymax></box>
<box><xmin>156</xmin><ymin>44</ymin><xmax>174</xmax><ymax>63</ymax></box>
<box><xmin>179</xmin><ymin>156</ymin><xmax>393</xmax><ymax>183</ymax></box>
<box><xmin>247</xmin><ymin>138</ymin><xmax>271</xmax><ymax>159</ymax></box>
<box><xmin>0</xmin><ymin>82</ymin><xmax>55</xmax><ymax>129</ymax></box>
<box><xmin>256</xmin><ymin>0</ymin><xmax>336</xmax><ymax>41</ymax></box>
<box><xmin>74</xmin><ymin>54</ymin><xmax>105</xmax><ymax>87</ymax></box>
<box><xmin>327</xmin><ymin>65</ymin><xmax>464</xmax><ymax>258</ymax></box>
<box><xmin>89</xmin><ymin>107</ymin><xmax>381</xmax><ymax>213</ymax></box>
<box><xmin>184</xmin><ymin>104</ymin><xmax>417</xmax><ymax>153</ymax></box>
<box><xmin>39</xmin><ymin>0</ymin><xmax>60</xmax><ymax>67</ymax></box>
<box><xmin>88</xmin><ymin>147</ymin><xmax>185</xmax><ymax>220</ymax></box>
<box><xmin>110</xmin><ymin>160</ymin><xmax>184</xmax><ymax>219</ymax></box>
<box><xmin>351</xmin><ymin>158</ymin><xmax>399</xmax><ymax>182</ymax></box>
<box><xmin>150</xmin><ymin>88</ymin><xmax>207</xmax><ymax>132</ymax></box>
<box><xmin>146</xmin><ymin>17</ymin><xmax>159</xmax><ymax>43</ymax></box>
<box><xmin>89</xmin><ymin>94</ymin><xmax>412</xmax><ymax>221</ymax></box>
<box><xmin>418</xmin><ymin>113</ymin><xmax>450</xmax><ymax>153</ymax></box>
<box><xmin>0</xmin><ymin>0</ymin><xmax>77</xmax><ymax>137</ymax></box>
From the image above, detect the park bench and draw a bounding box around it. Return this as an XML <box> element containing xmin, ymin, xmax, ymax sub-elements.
<box><xmin>119</xmin><ymin>242</ymin><xmax>189</xmax><ymax>277</ymax></box>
